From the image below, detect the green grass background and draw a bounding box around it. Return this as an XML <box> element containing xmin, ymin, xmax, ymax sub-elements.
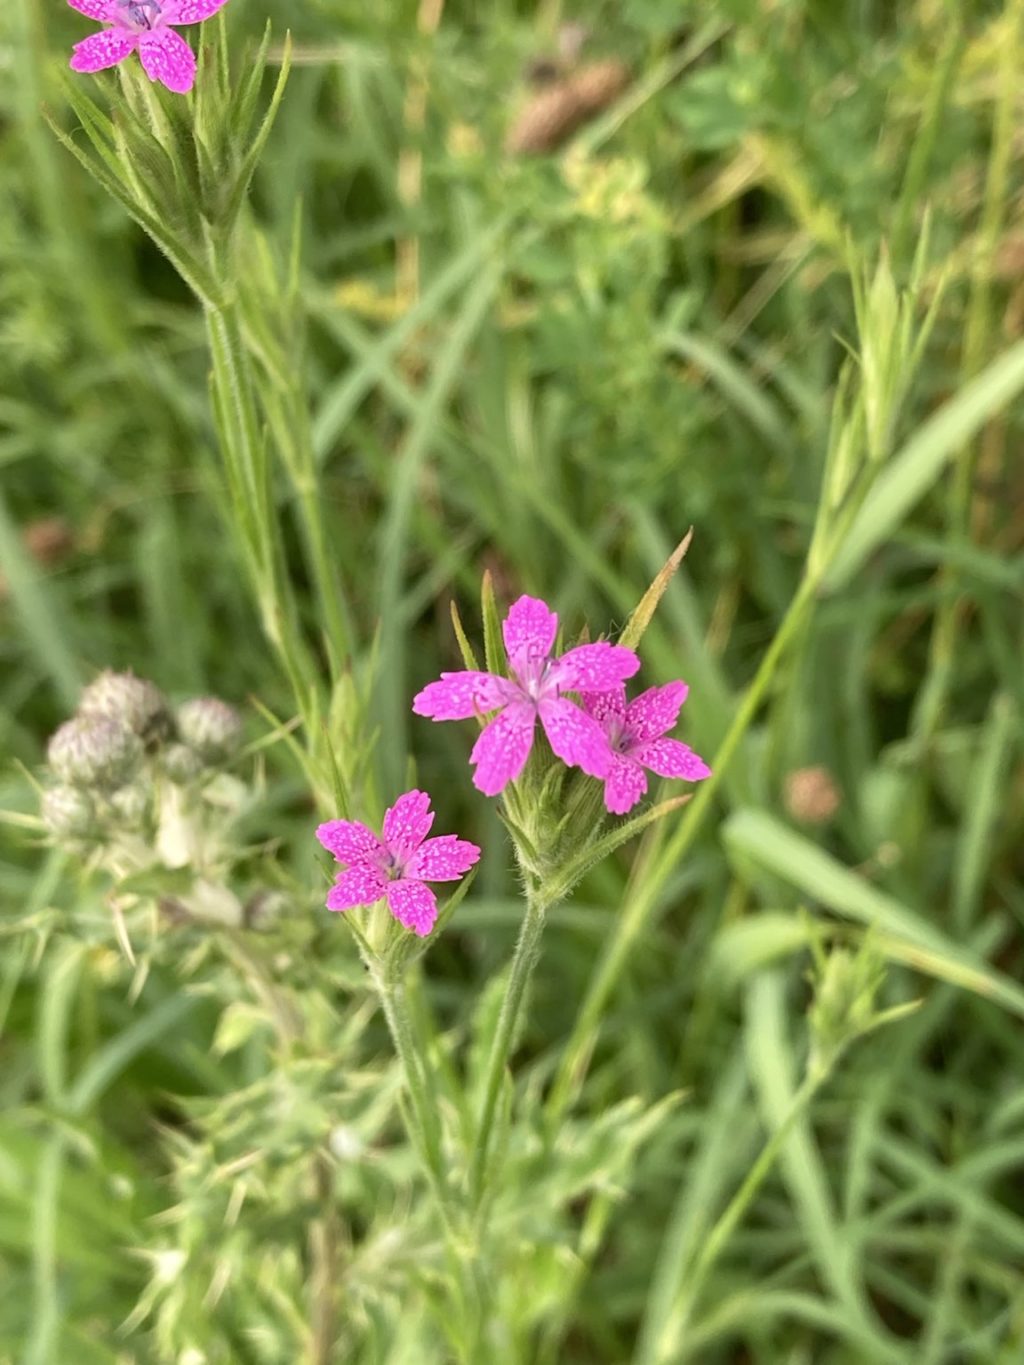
<box><xmin>2</xmin><ymin>0</ymin><xmax>1024</xmax><ymax>1360</ymax></box>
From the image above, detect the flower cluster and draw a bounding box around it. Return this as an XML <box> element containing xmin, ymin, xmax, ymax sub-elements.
<box><xmin>414</xmin><ymin>595</ymin><xmax>709</xmax><ymax>811</ymax></box>
<box><xmin>42</xmin><ymin>670</ymin><xmax>243</xmax><ymax>841</ymax></box>
<box><xmin>316</xmin><ymin>591</ymin><xmax>709</xmax><ymax>939</ymax></box>
<box><xmin>38</xmin><ymin>671</ymin><xmax>262</xmax><ymax>928</ymax></box>
<box><xmin>67</xmin><ymin>0</ymin><xmax>229</xmax><ymax>95</ymax></box>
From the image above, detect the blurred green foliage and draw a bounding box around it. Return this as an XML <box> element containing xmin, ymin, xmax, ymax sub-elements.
<box><xmin>2</xmin><ymin>0</ymin><xmax>1024</xmax><ymax>1360</ymax></box>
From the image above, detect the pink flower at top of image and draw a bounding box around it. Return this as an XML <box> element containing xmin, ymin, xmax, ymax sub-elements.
<box><xmin>412</xmin><ymin>595</ymin><xmax>640</xmax><ymax>796</ymax></box>
<box><xmin>581</xmin><ymin>682</ymin><xmax>711</xmax><ymax>815</ymax></box>
<box><xmin>316</xmin><ymin>790</ymin><xmax>480</xmax><ymax>938</ymax></box>
<box><xmin>67</xmin><ymin>0</ymin><xmax>230</xmax><ymax>95</ymax></box>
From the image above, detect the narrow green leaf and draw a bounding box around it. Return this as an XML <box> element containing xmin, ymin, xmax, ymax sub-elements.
<box><xmin>481</xmin><ymin>570</ymin><xmax>504</xmax><ymax>677</ymax></box>
<box><xmin>450</xmin><ymin>599</ymin><xmax>481</xmax><ymax>673</ymax></box>
<box><xmin>825</xmin><ymin>337</ymin><xmax>1024</xmax><ymax>590</ymax></box>
<box><xmin>724</xmin><ymin>809</ymin><xmax>1024</xmax><ymax>1021</ymax></box>
<box><xmin>620</xmin><ymin>529</ymin><xmax>694</xmax><ymax>651</ymax></box>
<box><xmin>550</xmin><ymin>797</ymin><xmax>691</xmax><ymax>901</ymax></box>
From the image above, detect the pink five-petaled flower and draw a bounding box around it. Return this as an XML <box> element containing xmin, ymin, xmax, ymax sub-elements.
<box><xmin>581</xmin><ymin>681</ymin><xmax>712</xmax><ymax>815</ymax></box>
<box><xmin>67</xmin><ymin>0</ymin><xmax>230</xmax><ymax>95</ymax></box>
<box><xmin>316</xmin><ymin>790</ymin><xmax>480</xmax><ymax>938</ymax></box>
<box><xmin>412</xmin><ymin>594</ymin><xmax>641</xmax><ymax>796</ymax></box>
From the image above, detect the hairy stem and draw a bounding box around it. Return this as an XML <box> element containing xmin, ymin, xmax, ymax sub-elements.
<box><xmin>468</xmin><ymin>880</ymin><xmax>549</xmax><ymax>1213</ymax></box>
<box><xmin>218</xmin><ymin>932</ymin><xmax>340</xmax><ymax>1365</ymax></box>
<box><xmin>372</xmin><ymin>963</ymin><xmax>451</xmax><ymax>1213</ymax></box>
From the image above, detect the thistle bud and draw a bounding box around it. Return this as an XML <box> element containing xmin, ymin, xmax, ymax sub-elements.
<box><xmin>79</xmin><ymin>670</ymin><xmax>170</xmax><ymax>741</ymax></box>
<box><xmin>47</xmin><ymin>716</ymin><xmax>143</xmax><ymax>791</ymax></box>
<box><xmin>162</xmin><ymin>742</ymin><xmax>206</xmax><ymax>785</ymax></box>
<box><xmin>42</xmin><ymin>784</ymin><xmax>96</xmax><ymax>838</ymax></box>
<box><xmin>175</xmin><ymin>698</ymin><xmax>243</xmax><ymax>763</ymax></box>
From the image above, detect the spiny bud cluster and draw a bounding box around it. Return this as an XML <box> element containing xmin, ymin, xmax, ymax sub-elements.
<box><xmin>40</xmin><ymin>670</ymin><xmax>243</xmax><ymax>841</ymax></box>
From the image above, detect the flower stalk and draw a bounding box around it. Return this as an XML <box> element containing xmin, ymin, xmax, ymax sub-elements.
<box><xmin>468</xmin><ymin>876</ymin><xmax>550</xmax><ymax>1213</ymax></box>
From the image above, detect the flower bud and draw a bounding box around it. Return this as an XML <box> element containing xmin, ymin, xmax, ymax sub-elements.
<box><xmin>79</xmin><ymin>670</ymin><xmax>170</xmax><ymax>741</ymax></box>
<box><xmin>807</xmin><ymin>942</ymin><xmax>886</xmax><ymax>1077</ymax></box>
<box><xmin>42</xmin><ymin>784</ymin><xmax>96</xmax><ymax>838</ymax></box>
<box><xmin>108</xmin><ymin>782</ymin><xmax>151</xmax><ymax>829</ymax></box>
<box><xmin>176</xmin><ymin>698</ymin><xmax>243</xmax><ymax>763</ymax></box>
<box><xmin>47</xmin><ymin>715</ymin><xmax>143</xmax><ymax>790</ymax></box>
<box><xmin>162</xmin><ymin>742</ymin><xmax>206</xmax><ymax>785</ymax></box>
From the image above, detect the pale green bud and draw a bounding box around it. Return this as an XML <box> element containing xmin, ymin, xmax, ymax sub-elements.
<box><xmin>79</xmin><ymin>670</ymin><xmax>170</xmax><ymax>741</ymax></box>
<box><xmin>162</xmin><ymin>742</ymin><xmax>206</xmax><ymax>785</ymax></box>
<box><xmin>42</xmin><ymin>784</ymin><xmax>96</xmax><ymax>838</ymax></box>
<box><xmin>176</xmin><ymin>698</ymin><xmax>243</xmax><ymax>763</ymax></box>
<box><xmin>108</xmin><ymin>782</ymin><xmax>151</xmax><ymax>829</ymax></box>
<box><xmin>47</xmin><ymin>716</ymin><xmax>143</xmax><ymax>791</ymax></box>
<box><xmin>807</xmin><ymin>944</ymin><xmax>885</xmax><ymax>1076</ymax></box>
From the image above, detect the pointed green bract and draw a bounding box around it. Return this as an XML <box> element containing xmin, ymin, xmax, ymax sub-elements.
<box><xmin>480</xmin><ymin>571</ymin><xmax>504</xmax><ymax>679</ymax></box>
<box><xmin>619</xmin><ymin>530</ymin><xmax>694</xmax><ymax>651</ymax></box>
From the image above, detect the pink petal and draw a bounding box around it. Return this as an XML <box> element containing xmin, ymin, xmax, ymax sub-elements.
<box><xmin>70</xmin><ymin>27</ymin><xmax>137</xmax><ymax>73</ymax></box>
<box><xmin>66</xmin><ymin>0</ymin><xmax>120</xmax><ymax>19</ymax></box>
<box><xmin>539</xmin><ymin>697</ymin><xmax>613</xmax><ymax>779</ymax></box>
<box><xmin>624</xmin><ymin>681</ymin><xmax>690</xmax><ymax>745</ymax></box>
<box><xmin>470</xmin><ymin>703</ymin><xmax>536</xmax><ymax>795</ymax></box>
<box><xmin>634</xmin><ymin>738</ymin><xmax>711</xmax><ymax>781</ymax></box>
<box><xmin>603</xmin><ymin>755</ymin><xmax>648</xmax><ymax>815</ymax></box>
<box><xmin>382</xmin><ymin>790</ymin><xmax>434</xmax><ymax>861</ymax></box>
<box><xmin>316</xmin><ymin>819</ymin><xmax>383</xmax><ymax>865</ymax></box>
<box><xmin>550</xmin><ymin>642</ymin><xmax>640</xmax><ymax>693</ymax></box>
<box><xmin>326</xmin><ymin>864</ymin><xmax>387</xmax><ymax>911</ymax></box>
<box><xmin>138</xmin><ymin>27</ymin><xmax>196</xmax><ymax>93</ymax></box>
<box><xmin>407</xmin><ymin>835</ymin><xmax>480</xmax><ymax>882</ymax></box>
<box><xmin>503</xmin><ymin>595</ymin><xmax>558</xmax><ymax>677</ymax></box>
<box><xmin>579</xmin><ymin>684</ymin><xmax>627</xmax><ymax>727</ymax></box>
<box><xmin>385</xmin><ymin>879</ymin><xmax>438</xmax><ymax>937</ymax></box>
<box><xmin>412</xmin><ymin>671</ymin><xmax>518</xmax><ymax>721</ymax></box>
<box><xmin>163</xmin><ymin>0</ymin><xmax>231</xmax><ymax>22</ymax></box>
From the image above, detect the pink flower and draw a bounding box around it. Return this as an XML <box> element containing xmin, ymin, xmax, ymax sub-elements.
<box><xmin>412</xmin><ymin>595</ymin><xmax>641</xmax><ymax>796</ymax></box>
<box><xmin>67</xmin><ymin>0</ymin><xmax>230</xmax><ymax>95</ymax></box>
<box><xmin>581</xmin><ymin>682</ymin><xmax>711</xmax><ymax>815</ymax></box>
<box><xmin>316</xmin><ymin>790</ymin><xmax>480</xmax><ymax>938</ymax></box>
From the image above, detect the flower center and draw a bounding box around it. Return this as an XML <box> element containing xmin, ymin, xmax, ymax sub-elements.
<box><xmin>119</xmin><ymin>0</ymin><xmax>163</xmax><ymax>30</ymax></box>
<box><xmin>606</xmin><ymin>717</ymin><xmax>630</xmax><ymax>752</ymax></box>
<box><xmin>516</xmin><ymin>659</ymin><xmax>553</xmax><ymax>704</ymax></box>
<box><xmin>380</xmin><ymin>850</ymin><xmax>405</xmax><ymax>880</ymax></box>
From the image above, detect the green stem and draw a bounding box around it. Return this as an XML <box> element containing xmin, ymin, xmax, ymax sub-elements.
<box><xmin>468</xmin><ymin>881</ymin><xmax>549</xmax><ymax>1212</ymax></box>
<box><xmin>659</xmin><ymin>1068</ymin><xmax>827</xmax><ymax>1361</ymax></box>
<box><xmin>217</xmin><ymin>932</ymin><xmax>339</xmax><ymax>1365</ymax></box>
<box><xmin>546</xmin><ymin>572</ymin><xmax>820</xmax><ymax>1123</ymax></box>
<box><xmin>372</xmin><ymin>964</ymin><xmax>451</xmax><ymax>1212</ymax></box>
<box><xmin>203</xmin><ymin>296</ymin><xmax>319</xmax><ymax>726</ymax></box>
<box><xmin>914</xmin><ymin>0</ymin><xmax>1023</xmax><ymax>740</ymax></box>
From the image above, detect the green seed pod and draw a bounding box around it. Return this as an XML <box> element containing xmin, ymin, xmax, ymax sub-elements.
<box><xmin>162</xmin><ymin>742</ymin><xmax>206</xmax><ymax>785</ymax></box>
<box><xmin>47</xmin><ymin>715</ymin><xmax>144</xmax><ymax>791</ymax></box>
<box><xmin>41</xmin><ymin>784</ymin><xmax>96</xmax><ymax>838</ymax></box>
<box><xmin>176</xmin><ymin>698</ymin><xmax>243</xmax><ymax>763</ymax></box>
<box><xmin>79</xmin><ymin>670</ymin><xmax>170</xmax><ymax>741</ymax></box>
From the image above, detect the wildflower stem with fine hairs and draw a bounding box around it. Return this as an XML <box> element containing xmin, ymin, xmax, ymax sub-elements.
<box><xmin>371</xmin><ymin>964</ymin><xmax>449</xmax><ymax>1197</ymax></box>
<box><xmin>468</xmin><ymin>878</ymin><xmax>550</xmax><ymax>1213</ymax></box>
